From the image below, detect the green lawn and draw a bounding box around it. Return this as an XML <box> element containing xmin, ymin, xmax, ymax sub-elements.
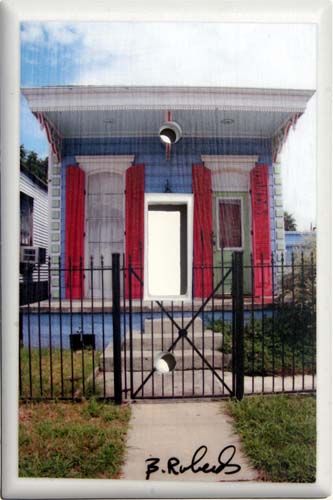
<box><xmin>20</xmin><ymin>347</ymin><xmax>101</xmax><ymax>399</ymax></box>
<box><xmin>227</xmin><ymin>394</ymin><xmax>316</xmax><ymax>482</ymax></box>
<box><xmin>19</xmin><ymin>399</ymin><xmax>131</xmax><ymax>478</ymax></box>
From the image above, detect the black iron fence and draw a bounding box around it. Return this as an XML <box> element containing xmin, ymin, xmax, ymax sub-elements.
<box><xmin>19</xmin><ymin>265</ymin><xmax>49</xmax><ymax>306</ymax></box>
<box><xmin>19</xmin><ymin>251</ymin><xmax>316</xmax><ymax>402</ymax></box>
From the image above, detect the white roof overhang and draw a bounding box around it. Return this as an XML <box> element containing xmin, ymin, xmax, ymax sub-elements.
<box><xmin>22</xmin><ymin>85</ymin><xmax>314</xmax><ymax>141</ymax></box>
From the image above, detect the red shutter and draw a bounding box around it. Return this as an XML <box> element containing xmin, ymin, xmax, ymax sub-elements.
<box><xmin>125</xmin><ymin>165</ymin><xmax>145</xmax><ymax>299</ymax></box>
<box><xmin>250</xmin><ymin>164</ymin><xmax>272</xmax><ymax>298</ymax></box>
<box><xmin>65</xmin><ymin>166</ymin><xmax>85</xmax><ymax>299</ymax></box>
<box><xmin>192</xmin><ymin>164</ymin><xmax>213</xmax><ymax>298</ymax></box>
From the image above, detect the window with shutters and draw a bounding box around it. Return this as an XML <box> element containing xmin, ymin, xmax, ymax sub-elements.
<box><xmin>217</xmin><ymin>198</ymin><xmax>243</xmax><ymax>250</ymax></box>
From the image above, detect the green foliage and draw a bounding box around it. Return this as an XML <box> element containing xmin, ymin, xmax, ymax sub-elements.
<box><xmin>284</xmin><ymin>211</ymin><xmax>297</xmax><ymax>231</ymax></box>
<box><xmin>281</xmin><ymin>235</ymin><xmax>316</xmax><ymax>307</ymax></box>
<box><xmin>19</xmin><ymin>400</ymin><xmax>131</xmax><ymax>478</ymax></box>
<box><xmin>227</xmin><ymin>395</ymin><xmax>316</xmax><ymax>482</ymax></box>
<box><xmin>20</xmin><ymin>144</ymin><xmax>48</xmax><ymax>184</ymax></box>
<box><xmin>207</xmin><ymin>238</ymin><xmax>316</xmax><ymax>376</ymax></box>
<box><xmin>207</xmin><ymin>308</ymin><xmax>316</xmax><ymax>376</ymax></box>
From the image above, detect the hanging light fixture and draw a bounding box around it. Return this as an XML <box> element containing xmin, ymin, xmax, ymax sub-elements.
<box><xmin>154</xmin><ymin>351</ymin><xmax>177</xmax><ymax>373</ymax></box>
<box><xmin>159</xmin><ymin>121</ymin><xmax>182</xmax><ymax>144</ymax></box>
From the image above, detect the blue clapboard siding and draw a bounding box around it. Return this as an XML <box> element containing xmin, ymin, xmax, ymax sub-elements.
<box><xmin>60</xmin><ymin>136</ymin><xmax>273</xmax><ymax>297</ymax></box>
<box><xmin>62</xmin><ymin>136</ymin><xmax>272</xmax><ymax>193</ymax></box>
<box><xmin>62</xmin><ymin>136</ymin><xmax>272</xmax><ymax>158</ymax></box>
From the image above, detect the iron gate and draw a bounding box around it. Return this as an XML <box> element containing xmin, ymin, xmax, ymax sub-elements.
<box><xmin>122</xmin><ymin>252</ymin><xmax>244</xmax><ymax>400</ymax></box>
<box><xmin>19</xmin><ymin>251</ymin><xmax>316</xmax><ymax>402</ymax></box>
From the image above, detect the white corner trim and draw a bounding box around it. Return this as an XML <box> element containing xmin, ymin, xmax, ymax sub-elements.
<box><xmin>201</xmin><ymin>155</ymin><xmax>259</xmax><ymax>173</ymax></box>
<box><xmin>75</xmin><ymin>155</ymin><xmax>134</xmax><ymax>174</ymax></box>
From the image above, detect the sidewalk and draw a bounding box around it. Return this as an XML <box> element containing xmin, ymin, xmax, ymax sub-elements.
<box><xmin>121</xmin><ymin>401</ymin><xmax>260</xmax><ymax>482</ymax></box>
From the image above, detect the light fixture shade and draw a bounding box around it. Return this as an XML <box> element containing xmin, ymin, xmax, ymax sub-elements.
<box><xmin>159</xmin><ymin>121</ymin><xmax>182</xmax><ymax>144</ymax></box>
<box><xmin>154</xmin><ymin>351</ymin><xmax>177</xmax><ymax>373</ymax></box>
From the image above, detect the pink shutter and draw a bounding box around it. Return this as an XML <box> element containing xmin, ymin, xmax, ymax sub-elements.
<box><xmin>125</xmin><ymin>165</ymin><xmax>145</xmax><ymax>299</ymax></box>
<box><xmin>65</xmin><ymin>166</ymin><xmax>85</xmax><ymax>299</ymax></box>
<box><xmin>250</xmin><ymin>164</ymin><xmax>272</xmax><ymax>298</ymax></box>
<box><xmin>192</xmin><ymin>164</ymin><xmax>213</xmax><ymax>298</ymax></box>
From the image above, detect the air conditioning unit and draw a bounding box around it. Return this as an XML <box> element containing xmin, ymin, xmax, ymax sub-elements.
<box><xmin>20</xmin><ymin>246</ymin><xmax>46</xmax><ymax>265</ymax></box>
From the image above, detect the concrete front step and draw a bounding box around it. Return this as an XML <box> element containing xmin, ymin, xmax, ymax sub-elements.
<box><xmin>99</xmin><ymin>344</ymin><xmax>232</xmax><ymax>372</ymax></box>
<box><xmin>143</xmin><ymin>316</ymin><xmax>203</xmax><ymax>334</ymax></box>
<box><xmin>125</xmin><ymin>330</ymin><xmax>222</xmax><ymax>350</ymax></box>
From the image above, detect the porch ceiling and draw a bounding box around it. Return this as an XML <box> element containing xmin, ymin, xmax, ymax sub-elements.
<box><xmin>22</xmin><ymin>85</ymin><xmax>314</xmax><ymax>140</ymax></box>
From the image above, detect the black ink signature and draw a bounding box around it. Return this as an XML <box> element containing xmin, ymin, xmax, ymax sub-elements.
<box><xmin>145</xmin><ymin>445</ymin><xmax>241</xmax><ymax>480</ymax></box>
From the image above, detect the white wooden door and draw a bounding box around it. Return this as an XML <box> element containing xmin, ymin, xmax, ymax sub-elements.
<box><xmin>86</xmin><ymin>171</ymin><xmax>124</xmax><ymax>298</ymax></box>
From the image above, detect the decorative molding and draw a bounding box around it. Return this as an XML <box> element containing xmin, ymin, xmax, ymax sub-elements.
<box><xmin>272</xmin><ymin>113</ymin><xmax>301</xmax><ymax>162</ymax></box>
<box><xmin>202</xmin><ymin>155</ymin><xmax>259</xmax><ymax>192</ymax></box>
<box><xmin>34</xmin><ymin>112</ymin><xmax>62</xmax><ymax>163</ymax></box>
<box><xmin>201</xmin><ymin>155</ymin><xmax>259</xmax><ymax>173</ymax></box>
<box><xmin>201</xmin><ymin>157</ymin><xmax>258</xmax><ymax>193</ymax></box>
<box><xmin>75</xmin><ymin>155</ymin><xmax>134</xmax><ymax>174</ymax></box>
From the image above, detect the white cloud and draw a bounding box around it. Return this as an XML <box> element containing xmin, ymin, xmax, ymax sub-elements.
<box><xmin>20</xmin><ymin>96</ymin><xmax>49</xmax><ymax>158</ymax></box>
<box><xmin>21</xmin><ymin>23</ymin><xmax>45</xmax><ymax>44</ymax></box>
<box><xmin>280</xmin><ymin>95</ymin><xmax>316</xmax><ymax>230</ymax></box>
<box><xmin>21</xmin><ymin>22</ymin><xmax>316</xmax><ymax>88</ymax></box>
<box><xmin>21</xmin><ymin>22</ymin><xmax>80</xmax><ymax>46</ymax></box>
<box><xmin>44</xmin><ymin>23</ymin><xmax>81</xmax><ymax>46</ymax></box>
<box><xmin>72</xmin><ymin>23</ymin><xmax>316</xmax><ymax>89</ymax></box>
<box><xmin>20</xmin><ymin>21</ymin><xmax>317</xmax><ymax>228</ymax></box>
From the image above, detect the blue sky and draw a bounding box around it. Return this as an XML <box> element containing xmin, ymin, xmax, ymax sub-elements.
<box><xmin>20</xmin><ymin>22</ymin><xmax>316</xmax><ymax>229</ymax></box>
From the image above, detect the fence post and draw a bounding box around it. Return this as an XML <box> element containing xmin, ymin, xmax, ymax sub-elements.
<box><xmin>112</xmin><ymin>253</ymin><xmax>122</xmax><ymax>404</ymax></box>
<box><xmin>232</xmin><ymin>251</ymin><xmax>244</xmax><ymax>401</ymax></box>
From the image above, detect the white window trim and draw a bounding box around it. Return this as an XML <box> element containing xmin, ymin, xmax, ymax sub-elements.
<box><xmin>201</xmin><ymin>155</ymin><xmax>258</xmax><ymax>173</ymax></box>
<box><xmin>216</xmin><ymin>196</ymin><xmax>244</xmax><ymax>252</ymax></box>
<box><xmin>75</xmin><ymin>155</ymin><xmax>134</xmax><ymax>175</ymax></box>
<box><xmin>144</xmin><ymin>193</ymin><xmax>193</xmax><ymax>302</ymax></box>
<box><xmin>202</xmin><ymin>155</ymin><xmax>257</xmax><ymax>193</ymax></box>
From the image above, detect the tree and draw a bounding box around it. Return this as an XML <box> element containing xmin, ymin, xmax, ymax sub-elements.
<box><xmin>284</xmin><ymin>211</ymin><xmax>297</xmax><ymax>231</ymax></box>
<box><xmin>20</xmin><ymin>144</ymin><xmax>27</xmax><ymax>162</ymax></box>
<box><xmin>20</xmin><ymin>145</ymin><xmax>48</xmax><ymax>184</ymax></box>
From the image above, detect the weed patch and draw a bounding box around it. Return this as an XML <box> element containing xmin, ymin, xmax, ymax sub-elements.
<box><xmin>20</xmin><ymin>347</ymin><xmax>101</xmax><ymax>399</ymax></box>
<box><xmin>227</xmin><ymin>394</ymin><xmax>316</xmax><ymax>482</ymax></box>
<box><xmin>19</xmin><ymin>400</ymin><xmax>131</xmax><ymax>479</ymax></box>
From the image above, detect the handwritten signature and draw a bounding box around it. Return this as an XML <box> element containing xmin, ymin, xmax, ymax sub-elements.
<box><xmin>145</xmin><ymin>445</ymin><xmax>241</xmax><ymax>480</ymax></box>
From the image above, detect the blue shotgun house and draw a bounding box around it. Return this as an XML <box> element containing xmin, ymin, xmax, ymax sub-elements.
<box><xmin>22</xmin><ymin>85</ymin><xmax>314</xmax><ymax>302</ymax></box>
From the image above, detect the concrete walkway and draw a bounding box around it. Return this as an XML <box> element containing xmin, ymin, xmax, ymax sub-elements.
<box><xmin>121</xmin><ymin>401</ymin><xmax>260</xmax><ymax>482</ymax></box>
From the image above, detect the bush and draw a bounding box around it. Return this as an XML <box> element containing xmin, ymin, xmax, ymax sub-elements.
<box><xmin>207</xmin><ymin>304</ymin><xmax>316</xmax><ymax>376</ymax></box>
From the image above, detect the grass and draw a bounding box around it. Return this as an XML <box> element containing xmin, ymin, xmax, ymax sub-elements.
<box><xmin>20</xmin><ymin>347</ymin><xmax>101</xmax><ymax>399</ymax></box>
<box><xmin>227</xmin><ymin>394</ymin><xmax>316</xmax><ymax>482</ymax></box>
<box><xmin>19</xmin><ymin>399</ymin><xmax>131</xmax><ymax>478</ymax></box>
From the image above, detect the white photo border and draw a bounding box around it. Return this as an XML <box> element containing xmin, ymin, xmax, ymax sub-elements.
<box><xmin>1</xmin><ymin>0</ymin><xmax>331</xmax><ymax>498</ymax></box>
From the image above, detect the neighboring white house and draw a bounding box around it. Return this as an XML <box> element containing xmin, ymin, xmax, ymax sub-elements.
<box><xmin>20</xmin><ymin>166</ymin><xmax>49</xmax><ymax>303</ymax></box>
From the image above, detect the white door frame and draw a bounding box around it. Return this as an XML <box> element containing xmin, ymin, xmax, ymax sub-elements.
<box><xmin>144</xmin><ymin>193</ymin><xmax>193</xmax><ymax>302</ymax></box>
